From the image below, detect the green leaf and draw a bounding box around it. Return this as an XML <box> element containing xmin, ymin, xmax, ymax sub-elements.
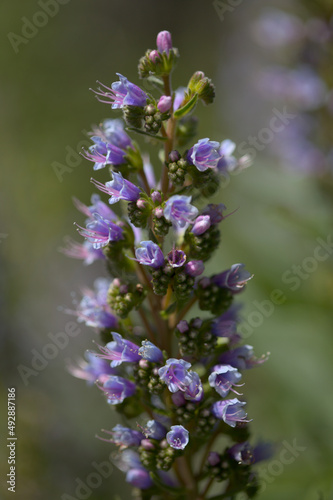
<box><xmin>125</xmin><ymin>127</ymin><xmax>167</xmax><ymax>141</ymax></box>
<box><xmin>174</xmin><ymin>93</ymin><xmax>198</xmax><ymax>118</ymax></box>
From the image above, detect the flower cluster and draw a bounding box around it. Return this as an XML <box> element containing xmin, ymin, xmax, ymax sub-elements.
<box><xmin>63</xmin><ymin>31</ymin><xmax>270</xmax><ymax>499</ymax></box>
<box><xmin>253</xmin><ymin>5</ymin><xmax>333</xmax><ymax>180</ymax></box>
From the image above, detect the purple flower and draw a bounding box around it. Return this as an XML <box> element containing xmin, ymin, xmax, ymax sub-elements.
<box><xmin>139</xmin><ymin>341</ymin><xmax>163</xmax><ymax>363</ymax></box>
<box><xmin>91</xmin><ymin>172</ymin><xmax>140</xmax><ymax>205</ymax></box>
<box><xmin>126</xmin><ymin>468</ymin><xmax>152</xmax><ymax>489</ymax></box>
<box><xmin>74</xmin><ymin>194</ymin><xmax>117</xmax><ymax>221</ymax></box>
<box><xmin>219</xmin><ymin>345</ymin><xmax>269</xmax><ymax>370</ymax></box>
<box><xmin>211</xmin><ymin>316</ymin><xmax>240</xmax><ymax>345</ymax></box>
<box><xmin>158</xmin><ymin>359</ymin><xmax>192</xmax><ymax>393</ymax></box>
<box><xmin>188</xmin><ymin>138</ymin><xmax>222</xmax><ymax>172</ymax></box>
<box><xmin>93</xmin><ymin>73</ymin><xmax>148</xmax><ymax>109</ymax></box>
<box><xmin>164</xmin><ymin>195</ymin><xmax>199</xmax><ymax>231</ymax></box>
<box><xmin>184</xmin><ymin>371</ymin><xmax>204</xmax><ymax>402</ymax></box>
<box><xmin>166</xmin><ymin>425</ymin><xmax>189</xmax><ymax>450</ymax></box>
<box><xmin>201</xmin><ymin>203</ymin><xmax>227</xmax><ymax>224</ymax></box>
<box><xmin>185</xmin><ymin>260</ymin><xmax>204</xmax><ymax>277</ymax></box>
<box><xmin>192</xmin><ymin>215</ymin><xmax>211</xmax><ymax>235</ymax></box>
<box><xmin>157</xmin><ymin>95</ymin><xmax>172</xmax><ymax>113</ymax></box>
<box><xmin>135</xmin><ymin>241</ymin><xmax>165</xmax><ymax>268</ymax></box>
<box><xmin>167</xmin><ymin>248</ymin><xmax>186</xmax><ymax>268</ymax></box>
<box><xmin>208</xmin><ymin>365</ymin><xmax>243</xmax><ymax>398</ymax></box>
<box><xmin>228</xmin><ymin>441</ymin><xmax>254</xmax><ymax>465</ymax></box>
<box><xmin>68</xmin><ymin>278</ymin><xmax>117</xmax><ymax>330</ymax></box>
<box><xmin>145</xmin><ymin>420</ymin><xmax>167</xmax><ymax>440</ymax></box>
<box><xmin>100</xmin><ymin>375</ymin><xmax>136</xmax><ymax>405</ymax></box>
<box><xmin>59</xmin><ymin>238</ymin><xmax>105</xmax><ymax>265</ymax></box>
<box><xmin>173</xmin><ymin>87</ymin><xmax>186</xmax><ymax>111</ymax></box>
<box><xmin>211</xmin><ymin>398</ymin><xmax>250</xmax><ymax>427</ymax></box>
<box><xmin>156</xmin><ymin>30</ymin><xmax>173</xmax><ymax>54</ymax></box>
<box><xmin>67</xmin><ymin>351</ymin><xmax>116</xmax><ymax>385</ymax></box>
<box><xmin>76</xmin><ymin>212</ymin><xmax>124</xmax><ymax>249</ymax></box>
<box><xmin>212</xmin><ymin>264</ymin><xmax>253</xmax><ymax>292</ymax></box>
<box><xmin>100</xmin><ymin>425</ymin><xmax>143</xmax><ymax>448</ymax></box>
<box><xmin>95</xmin><ymin>332</ymin><xmax>141</xmax><ymax>367</ymax></box>
<box><xmin>82</xmin><ymin>137</ymin><xmax>126</xmax><ymax>171</ymax></box>
<box><xmin>217</xmin><ymin>140</ymin><xmax>237</xmax><ymax>173</ymax></box>
<box><xmin>98</xmin><ymin>119</ymin><xmax>133</xmax><ymax>150</ymax></box>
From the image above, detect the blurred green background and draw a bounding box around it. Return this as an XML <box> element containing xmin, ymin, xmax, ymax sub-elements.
<box><xmin>1</xmin><ymin>0</ymin><xmax>332</xmax><ymax>499</ymax></box>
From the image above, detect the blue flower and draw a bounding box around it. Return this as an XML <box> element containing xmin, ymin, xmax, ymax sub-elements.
<box><xmin>96</xmin><ymin>332</ymin><xmax>141</xmax><ymax>367</ymax></box>
<box><xmin>166</xmin><ymin>425</ymin><xmax>189</xmax><ymax>450</ymax></box>
<box><xmin>126</xmin><ymin>468</ymin><xmax>153</xmax><ymax>489</ymax></box>
<box><xmin>208</xmin><ymin>364</ymin><xmax>243</xmax><ymax>398</ymax></box>
<box><xmin>139</xmin><ymin>341</ymin><xmax>163</xmax><ymax>363</ymax></box>
<box><xmin>183</xmin><ymin>371</ymin><xmax>204</xmax><ymax>402</ymax></box>
<box><xmin>135</xmin><ymin>241</ymin><xmax>165</xmax><ymax>268</ymax></box>
<box><xmin>100</xmin><ymin>425</ymin><xmax>143</xmax><ymax>448</ymax></box>
<box><xmin>228</xmin><ymin>441</ymin><xmax>254</xmax><ymax>465</ymax></box>
<box><xmin>167</xmin><ymin>248</ymin><xmax>186</xmax><ymax>268</ymax></box>
<box><xmin>82</xmin><ymin>137</ymin><xmax>126</xmax><ymax>170</ymax></box>
<box><xmin>100</xmin><ymin>375</ymin><xmax>136</xmax><ymax>405</ymax></box>
<box><xmin>158</xmin><ymin>358</ymin><xmax>192</xmax><ymax>393</ymax></box>
<box><xmin>100</xmin><ymin>119</ymin><xmax>133</xmax><ymax>150</ymax></box>
<box><xmin>67</xmin><ymin>351</ymin><xmax>116</xmax><ymax>385</ymax></box>
<box><xmin>212</xmin><ymin>263</ymin><xmax>253</xmax><ymax>292</ymax></box>
<box><xmin>91</xmin><ymin>172</ymin><xmax>141</xmax><ymax>205</ymax></box>
<box><xmin>219</xmin><ymin>345</ymin><xmax>269</xmax><ymax>370</ymax></box>
<box><xmin>145</xmin><ymin>420</ymin><xmax>167</xmax><ymax>440</ymax></box>
<box><xmin>211</xmin><ymin>398</ymin><xmax>250</xmax><ymax>427</ymax></box>
<box><xmin>68</xmin><ymin>278</ymin><xmax>117</xmax><ymax>329</ymax></box>
<box><xmin>164</xmin><ymin>195</ymin><xmax>199</xmax><ymax>231</ymax></box>
<box><xmin>201</xmin><ymin>203</ymin><xmax>227</xmax><ymax>224</ymax></box>
<box><xmin>188</xmin><ymin>138</ymin><xmax>222</xmax><ymax>172</ymax></box>
<box><xmin>59</xmin><ymin>238</ymin><xmax>105</xmax><ymax>265</ymax></box>
<box><xmin>217</xmin><ymin>140</ymin><xmax>237</xmax><ymax>172</ymax></box>
<box><xmin>93</xmin><ymin>74</ymin><xmax>148</xmax><ymax>109</ymax></box>
<box><xmin>76</xmin><ymin>212</ymin><xmax>124</xmax><ymax>249</ymax></box>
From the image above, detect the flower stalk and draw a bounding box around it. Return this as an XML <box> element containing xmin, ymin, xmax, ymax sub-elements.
<box><xmin>63</xmin><ymin>30</ymin><xmax>271</xmax><ymax>500</ymax></box>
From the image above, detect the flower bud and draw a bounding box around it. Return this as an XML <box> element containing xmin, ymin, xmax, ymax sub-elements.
<box><xmin>157</xmin><ymin>95</ymin><xmax>172</xmax><ymax>113</ymax></box>
<box><xmin>185</xmin><ymin>260</ymin><xmax>204</xmax><ymax>277</ymax></box>
<box><xmin>192</xmin><ymin>215</ymin><xmax>211</xmax><ymax>235</ymax></box>
<box><xmin>149</xmin><ymin>50</ymin><xmax>160</xmax><ymax>63</ymax></box>
<box><xmin>156</xmin><ymin>30</ymin><xmax>173</xmax><ymax>54</ymax></box>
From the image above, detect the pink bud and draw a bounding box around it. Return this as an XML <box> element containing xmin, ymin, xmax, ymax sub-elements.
<box><xmin>154</xmin><ymin>207</ymin><xmax>164</xmax><ymax>219</ymax></box>
<box><xmin>157</xmin><ymin>96</ymin><xmax>172</xmax><ymax>113</ymax></box>
<box><xmin>149</xmin><ymin>50</ymin><xmax>160</xmax><ymax>63</ymax></box>
<box><xmin>156</xmin><ymin>30</ymin><xmax>173</xmax><ymax>54</ymax></box>
<box><xmin>136</xmin><ymin>199</ymin><xmax>147</xmax><ymax>210</ymax></box>
<box><xmin>192</xmin><ymin>215</ymin><xmax>211</xmax><ymax>235</ymax></box>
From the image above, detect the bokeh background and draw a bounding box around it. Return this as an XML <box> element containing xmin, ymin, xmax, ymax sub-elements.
<box><xmin>1</xmin><ymin>0</ymin><xmax>332</xmax><ymax>499</ymax></box>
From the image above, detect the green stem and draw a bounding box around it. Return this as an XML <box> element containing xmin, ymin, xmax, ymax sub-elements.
<box><xmin>161</xmin><ymin>74</ymin><xmax>176</xmax><ymax>195</ymax></box>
